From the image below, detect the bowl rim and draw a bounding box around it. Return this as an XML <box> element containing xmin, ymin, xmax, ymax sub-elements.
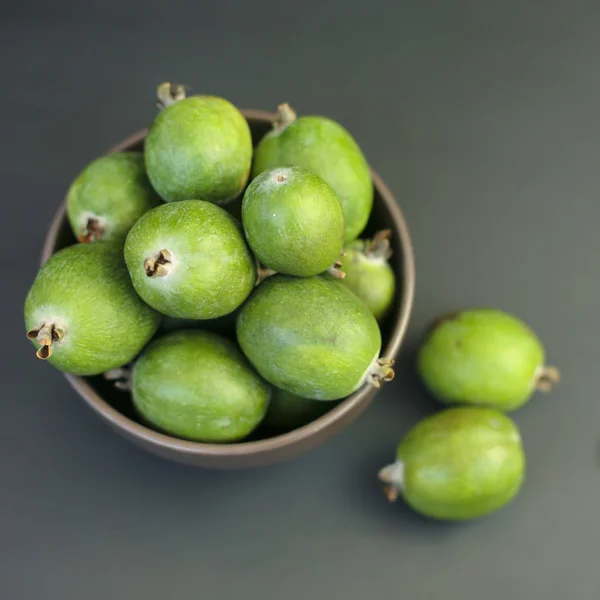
<box><xmin>41</xmin><ymin>108</ymin><xmax>415</xmax><ymax>459</ymax></box>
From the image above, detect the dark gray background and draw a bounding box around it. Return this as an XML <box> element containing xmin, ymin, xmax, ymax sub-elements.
<box><xmin>3</xmin><ymin>1</ymin><xmax>599</xmax><ymax>598</ymax></box>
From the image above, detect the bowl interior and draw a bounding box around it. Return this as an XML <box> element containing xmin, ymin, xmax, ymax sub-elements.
<box><xmin>44</xmin><ymin>112</ymin><xmax>414</xmax><ymax>458</ymax></box>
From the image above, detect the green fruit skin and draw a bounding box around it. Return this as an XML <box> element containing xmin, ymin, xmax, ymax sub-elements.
<box><xmin>124</xmin><ymin>200</ymin><xmax>256</xmax><ymax>319</ymax></box>
<box><xmin>396</xmin><ymin>406</ymin><xmax>525</xmax><ymax>521</ymax></box>
<box><xmin>66</xmin><ymin>152</ymin><xmax>161</xmax><ymax>244</ymax></box>
<box><xmin>132</xmin><ymin>330</ymin><xmax>270</xmax><ymax>443</ymax></box>
<box><xmin>338</xmin><ymin>240</ymin><xmax>396</xmax><ymax>320</ymax></box>
<box><xmin>263</xmin><ymin>387</ymin><xmax>336</xmax><ymax>432</ymax></box>
<box><xmin>417</xmin><ymin>309</ymin><xmax>545</xmax><ymax>412</ymax></box>
<box><xmin>242</xmin><ymin>166</ymin><xmax>345</xmax><ymax>276</ymax></box>
<box><xmin>145</xmin><ymin>96</ymin><xmax>252</xmax><ymax>204</ymax></box>
<box><xmin>236</xmin><ymin>274</ymin><xmax>382</xmax><ymax>400</ymax></box>
<box><xmin>24</xmin><ymin>243</ymin><xmax>161</xmax><ymax>375</ymax></box>
<box><xmin>252</xmin><ymin>115</ymin><xmax>373</xmax><ymax>242</ymax></box>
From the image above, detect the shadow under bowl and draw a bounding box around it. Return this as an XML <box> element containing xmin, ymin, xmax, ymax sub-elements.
<box><xmin>40</xmin><ymin>109</ymin><xmax>416</xmax><ymax>469</ymax></box>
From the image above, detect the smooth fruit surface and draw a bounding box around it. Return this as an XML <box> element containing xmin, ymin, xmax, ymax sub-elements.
<box><xmin>338</xmin><ymin>231</ymin><xmax>396</xmax><ymax>320</ymax></box>
<box><xmin>263</xmin><ymin>387</ymin><xmax>335</xmax><ymax>432</ymax></box>
<box><xmin>379</xmin><ymin>406</ymin><xmax>525</xmax><ymax>520</ymax></box>
<box><xmin>236</xmin><ymin>275</ymin><xmax>391</xmax><ymax>400</ymax></box>
<box><xmin>417</xmin><ymin>308</ymin><xmax>556</xmax><ymax>412</ymax></box>
<box><xmin>66</xmin><ymin>152</ymin><xmax>161</xmax><ymax>244</ymax></box>
<box><xmin>145</xmin><ymin>95</ymin><xmax>252</xmax><ymax>204</ymax></box>
<box><xmin>132</xmin><ymin>330</ymin><xmax>270</xmax><ymax>442</ymax></box>
<box><xmin>124</xmin><ymin>200</ymin><xmax>256</xmax><ymax>319</ymax></box>
<box><xmin>24</xmin><ymin>243</ymin><xmax>161</xmax><ymax>375</ymax></box>
<box><xmin>242</xmin><ymin>166</ymin><xmax>345</xmax><ymax>276</ymax></box>
<box><xmin>252</xmin><ymin>105</ymin><xmax>373</xmax><ymax>242</ymax></box>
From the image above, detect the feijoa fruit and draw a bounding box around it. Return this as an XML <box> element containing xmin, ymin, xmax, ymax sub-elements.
<box><xmin>236</xmin><ymin>275</ymin><xmax>394</xmax><ymax>400</ymax></box>
<box><xmin>242</xmin><ymin>166</ymin><xmax>345</xmax><ymax>277</ymax></box>
<box><xmin>24</xmin><ymin>243</ymin><xmax>161</xmax><ymax>375</ymax></box>
<box><xmin>124</xmin><ymin>200</ymin><xmax>256</xmax><ymax>319</ymax></box>
<box><xmin>418</xmin><ymin>308</ymin><xmax>559</xmax><ymax>412</ymax></box>
<box><xmin>378</xmin><ymin>406</ymin><xmax>525</xmax><ymax>520</ymax></box>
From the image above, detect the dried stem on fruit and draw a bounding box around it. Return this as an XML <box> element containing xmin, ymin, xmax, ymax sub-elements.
<box><xmin>535</xmin><ymin>365</ymin><xmax>561</xmax><ymax>392</ymax></box>
<box><xmin>144</xmin><ymin>249</ymin><xmax>173</xmax><ymax>278</ymax></box>
<box><xmin>78</xmin><ymin>217</ymin><xmax>104</xmax><ymax>243</ymax></box>
<box><xmin>368</xmin><ymin>357</ymin><xmax>395</xmax><ymax>388</ymax></box>
<box><xmin>156</xmin><ymin>82</ymin><xmax>187</xmax><ymax>109</ymax></box>
<box><xmin>27</xmin><ymin>323</ymin><xmax>64</xmax><ymax>360</ymax></box>
<box><xmin>104</xmin><ymin>367</ymin><xmax>132</xmax><ymax>391</ymax></box>
<box><xmin>378</xmin><ymin>462</ymin><xmax>404</xmax><ymax>502</ymax></box>
<box><xmin>327</xmin><ymin>260</ymin><xmax>346</xmax><ymax>279</ymax></box>
<box><xmin>274</xmin><ymin>103</ymin><xmax>297</xmax><ymax>130</ymax></box>
<box><xmin>364</xmin><ymin>229</ymin><xmax>393</xmax><ymax>260</ymax></box>
<box><xmin>256</xmin><ymin>266</ymin><xmax>277</xmax><ymax>285</ymax></box>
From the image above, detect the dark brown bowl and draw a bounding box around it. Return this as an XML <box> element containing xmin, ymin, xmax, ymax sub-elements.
<box><xmin>40</xmin><ymin>109</ymin><xmax>415</xmax><ymax>469</ymax></box>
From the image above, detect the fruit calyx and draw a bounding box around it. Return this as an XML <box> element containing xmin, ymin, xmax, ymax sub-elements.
<box><xmin>368</xmin><ymin>356</ymin><xmax>395</xmax><ymax>388</ymax></box>
<box><xmin>27</xmin><ymin>323</ymin><xmax>65</xmax><ymax>360</ymax></box>
<box><xmin>156</xmin><ymin>81</ymin><xmax>187</xmax><ymax>109</ymax></box>
<box><xmin>256</xmin><ymin>266</ymin><xmax>277</xmax><ymax>285</ymax></box>
<box><xmin>364</xmin><ymin>229</ymin><xmax>393</xmax><ymax>261</ymax></box>
<box><xmin>273</xmin><ymin>102</ymin><xmax>297</xmax><ymax>131</ymax></box>
<box><xmin>104</xmin><ymin>366</ymin><xmax>132</xmax><ymax>391</ymax></box>
<box><xmin>144</xmin><ymin>249</ymin><xmax>173</xmax><ymax>278</ymax></box>
<box><xmin>534</xmin><ymin>365</ymin><xmax>560</xmax><ymax>392</ymax></box>
<box><xmin>378</xmin><ymin>461</ymin><xmax>405</xmax><ymax>502</ymax></box>
<box><xmin>78</xmin><ymin>216</ymin><xmax>105</xmax><ymax>243</ymax></box>
<box><xmin>327</xmin><ymin>260</ymin><xmax>346</xmax><ymax>279</ymax></box>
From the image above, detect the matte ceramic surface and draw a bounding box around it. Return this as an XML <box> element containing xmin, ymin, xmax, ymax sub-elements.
<box><xmin>40</xmin><ymin>111</ymin><xmax>415</xmax><ymax>469</ymax></box>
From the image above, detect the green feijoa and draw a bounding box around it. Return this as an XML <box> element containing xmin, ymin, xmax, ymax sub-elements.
<box><xmin>66</xmin><ymin>152</ymin><xmax>161</xmax><ymax>244</ymax></box>
<box><xmin>131</xmin><ymin>330</ymin><xmax>270</xmax><ymax>443</ymax></box>
<box><xmin>338</xmin><ymin>229</ymin><xmax>396</xmax><ymax>320</ymax></box>
<box><xmin>252</xmin><ymin>103</ymin><xmax>373</xmax><ymax>242</ymax></box>
<box><xmin>24</xmin><ymin>243</ymin><xmax>161</xmax><ymax>375</ymax></box>
<box><xmin>378</xmin><ymin>406</ymin><xmax>525</xmax><ymax>521</ymax></box>
<box><xmin>418</xmin><ymin>308</ymin><xmax>560</xmax><ymax>412</ymax></box>
<box><xmin>144</xmin><ymin>83</ymin><xmax>252</xmax><ymax>204</ymax></box>
<box><xmin>236</xmin><ymin>274</ymin><xmax>394</xmax><ymax>400</ymax></box>
<box><xmin>242</xmin><ymin>166</ymin><xmax>345</xmax><ymax>277</ymax></box>
<box><xmin>124</xmin><ymin>200</ymin><xmax>256</xmax><ymax>319</ymax></box>
<box><xmin>263</xmin><ymin>387</ymin><xmax>336</xmax><ymax>432</ymax></box>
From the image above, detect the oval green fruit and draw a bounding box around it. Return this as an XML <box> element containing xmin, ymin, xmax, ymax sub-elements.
<box><xmin>66</xmin><ymin>152</ymin><xmax>161</xmax><ymax>244</ymax></box>
<box><xmin>338</xmin><ymin>229</ymin><xmax>396</xmax><ymax>320</ymax></box>
<box><xmin>144</xmin><ymin>83</ymin><xmax>252</xmax><ymax>204</ymax></box>
<box><xmin>378</xmin><ymin>406</ymin><xmax>525</xmax><ymax>521</ymax></box>
<box><xmin>236</xmin><ymin>275</ymin><xmax>394</xmax><ymax>400</ymax></box>
<box><xmin>242</xmin><ymin>166</ymin><xmax>345</xmax><ymax>277</ymax></box>
<box><xmin>417</xmin><ymin>308</ymin><xmax>560</xmax><ymax>412</ymax></box>
<box><xmin>124</xmin><ymin>200</ymin><xmax>256</xmax><ymax>319</ymax></box>
<box><xmin>131</xmin><ymin>330</ymin><xmax>270</xmax><ymax>442</ymax></box>
<box><xmin>263</xmin><ymin>387</ymin><xmax>336</xmax><ymax>432</ymax></box>
<box><xmin>24</xmin><ymin>243</ymin><xmax>161</xmax><ymax>375</ymax></box>
<box><xmin>252</xmin><ymin>103</ymin><xmax>373</xmax><ymax>242</ymax></box>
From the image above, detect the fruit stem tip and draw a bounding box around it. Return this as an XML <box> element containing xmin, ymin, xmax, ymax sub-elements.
<box><xmin>378</xmin><ymin>461</ymin><xmax>404</xmax><ymax>502</ymax></box>
<box><xmin>144</xmin><ymin>249</ymin><xmax>173</xmax><ymax>278</ymax></box>
<box><xmin>27</xmin><ymin>323</ymin><xmax>64</xmax><ymax>360</ymax></box>
<box><xmin>274</xmin><ymin>102</ymin><xmax>297</xmax><ymax>129</ymax></box>
<box><xmin>365</xmin><ymin>229</ymin><xmax>393</xmax><ymax>260</ymax></box>
<box><xmin>535</xmin><ymin>365</ymin><xmax>560</xmax><ymax>392</ymax></box>
<box><xmin>156</xmin><ymin>82</ymin><xmax>187</xmax><ymax>108</ymax></box>
<box><xmin>369</xmin><ymin>357</ymin><xmax>395</xmax><ymax>388</ymax></box>
<box><xmin>327</xmin><ymin>261</ymin><xmax>346</xmax><ymax>279</ymax></box>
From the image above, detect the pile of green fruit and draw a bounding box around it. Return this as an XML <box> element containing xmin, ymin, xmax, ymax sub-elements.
<box><xmin>23</xmin><ymin>82</ymin><xmax>398</xmax><ymax>443</ymax></box>
<box><xmin>379</xmin><ymin>308</ymin><xmax>560</xmax><ymax>521</ymax></box>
